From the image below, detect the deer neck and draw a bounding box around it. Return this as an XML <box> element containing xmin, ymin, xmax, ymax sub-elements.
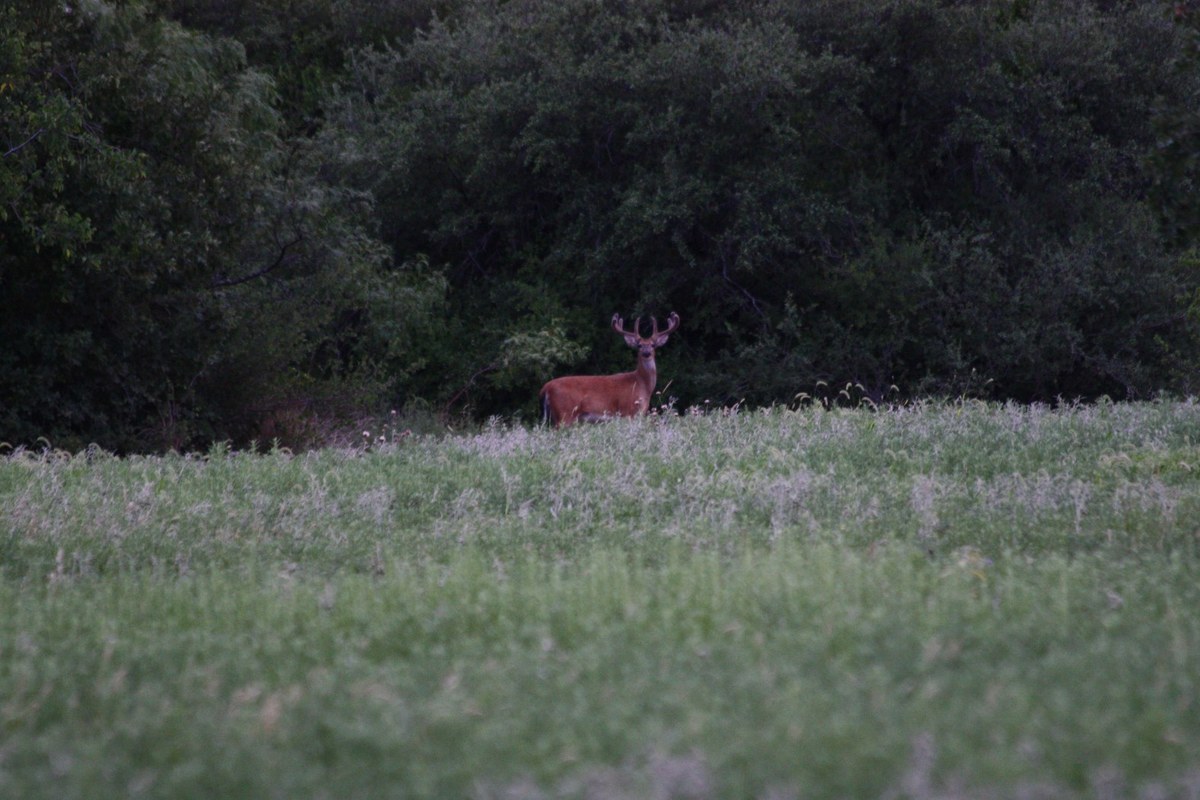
<box><xmin>635</xmin><ymin>353</ymin><xmax>657</xmax><ymax>394</ymax></box>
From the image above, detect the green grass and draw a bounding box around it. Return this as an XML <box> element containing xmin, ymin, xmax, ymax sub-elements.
<box><xmin>3</xmin><ymin>401</ymin><xmax>1200</xmax><ymax>798</ymax></box>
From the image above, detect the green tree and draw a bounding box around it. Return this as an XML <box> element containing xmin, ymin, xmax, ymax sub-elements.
<box><xmin>1</xmin><ymin>1</ymin><xmax>425</xmax><ymax>450</ymax></box>
<box><xmin>5</xmin><ymin>0</ymin><xmax>1198</xmax><ymax>448</ymax></box>
<box><xmin>1150</xmin><ymin>1</ymin><xmax>1200</xmax><ymax>245</ymax></box>
<box><xmin>329</xmin><ymin>0</ymin><xmax>1200</xmax><ymax>409</ymax></box>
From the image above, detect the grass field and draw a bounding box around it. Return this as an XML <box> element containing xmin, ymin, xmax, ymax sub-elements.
<box><xmin>2</xmin><ymin>401</ymin><xmax>1199</xmax><ymax>799</ymax></box>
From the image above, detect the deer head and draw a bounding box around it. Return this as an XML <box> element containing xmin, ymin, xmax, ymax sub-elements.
<box><xmin>612</xmin><ymin>311</ymin><xmax>680</xmax><ymax>362</ymax></box>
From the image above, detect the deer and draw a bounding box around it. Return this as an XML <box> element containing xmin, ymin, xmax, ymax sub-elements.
<box><xmin>539</xmin><ymin>312</ymin><xmax>680</xmax><ymax>427</ymax></box>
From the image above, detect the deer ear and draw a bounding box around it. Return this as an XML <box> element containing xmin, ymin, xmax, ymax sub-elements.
<box><xmin>652</xmin><ymin>312</ymin><xmax>679</xmax><ymax>347</ymax></box>
<box><xmin>623</xmin><ymin>333</ymin><xmax>641</xmax><ymax>349</ymax></box>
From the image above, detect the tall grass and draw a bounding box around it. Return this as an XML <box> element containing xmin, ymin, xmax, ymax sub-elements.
<box><xmin>2</xmin><ymin>401</ymin><xmax>1199</xmax><ymax>798</ymax></box>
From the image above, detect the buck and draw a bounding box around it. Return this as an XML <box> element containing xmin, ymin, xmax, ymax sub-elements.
<box><xmin>540</xmin><ymin>312</ymin><xmax>680</xmax><ymax>427</ymax></box>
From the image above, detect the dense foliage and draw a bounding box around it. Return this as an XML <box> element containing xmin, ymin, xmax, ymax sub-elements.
<box><xmin>3</xmin><ymin>0</ymin><xmax>1200</xmax><ymax>450</ymax></box>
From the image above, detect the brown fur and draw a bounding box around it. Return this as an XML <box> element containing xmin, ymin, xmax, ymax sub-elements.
<box><xmin>540</xmin><ymin>312</ymin><xmax>678</xmax><ymax>427</ymax></box>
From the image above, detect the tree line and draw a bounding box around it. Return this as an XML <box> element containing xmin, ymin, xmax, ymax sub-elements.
<box><xmin>3</xmin><ymin>0</ymin><xmax>1199</xmax><ymax>451</ymax></box>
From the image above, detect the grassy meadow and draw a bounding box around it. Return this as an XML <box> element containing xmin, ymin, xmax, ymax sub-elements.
<box><xmin>2</xmin><ymin>401</ymin><xmax>1200</xmax><ymax>799</ymax></box>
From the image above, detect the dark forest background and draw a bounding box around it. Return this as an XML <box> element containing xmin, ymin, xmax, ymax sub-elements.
<box><xmin>3</xmin><ymin>0</ymin><xmax>1200</xmax><ymax>451</ymax></box>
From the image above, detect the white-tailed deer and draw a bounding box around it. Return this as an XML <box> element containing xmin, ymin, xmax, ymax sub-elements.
<box><xmin>540</xmin><ymin>312</ymin><xmax>680</xmax><ymax>427</ymax></box>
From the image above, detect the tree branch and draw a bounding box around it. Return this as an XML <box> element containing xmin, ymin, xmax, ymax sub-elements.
<box><xmin>4</xmin><ymin>129</ymin><xmax>44</xmax><ymax>158</ymax></box>
<box><xmin>442</xmin><ymin>361</ymin><xmax>500</xmax><ymax>420</ymax></box>
<box><xmin>210</xmin><ymin>235</ymin><xmax>304</xmax><ymax>289</ymax></box>
<box><xmin>719</xmin><ymin>249</ymin><xmax>767</xmax><ymax>321</ymax></box>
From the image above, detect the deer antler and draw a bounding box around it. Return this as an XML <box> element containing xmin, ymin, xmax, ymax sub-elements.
<box><xmin>612</xmin><ymin>314</ymin><xmax>643</xmax><ymax>339</ymax></box>
<box><xmin>658</xmin><ymin>312</ymin><xmax>680</xmax><ymax>337</ymax></box>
